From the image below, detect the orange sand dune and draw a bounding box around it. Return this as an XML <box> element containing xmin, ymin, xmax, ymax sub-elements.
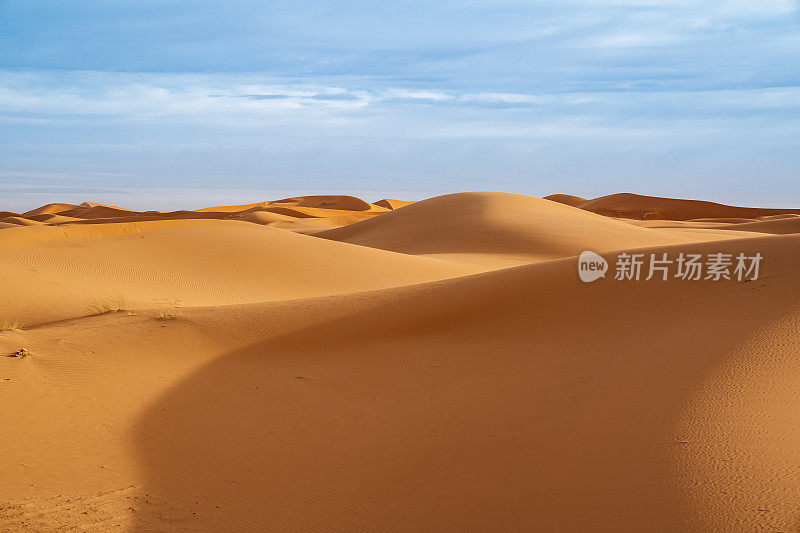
<box><xmin>687</xmin><ymin>217</ymin><xmax>756</xmax><ymax>224</ymax></box>
<box><xmin>5</xmin><ymin>195</ymin><xmax>392</xmax><ymax>234</ymax></box>
<box><xmin>317</xmin><ymin>191</ymin><xmax>744</xmax><ymax>266</ymax></box>
<box><xmin>542</xmin><ymin>193</ymin><xmax>587</xmax><ymax>207</ymax></box>
<box><xmin>57</xmin><ymin>202</ymin><xmax>140</xmax><ymax>219</ymax></box>
<box><xmin>25</xmin><ymin>213</ymin><xmax>84</xmax><ymax>224</ymax></box>
<box><xmin>2</xmin><ymin>191</ymin><xmax>800</xmax><ymax>531</ymax></box>
<box><xmin>21</xmin><ymin>202</ymin><xmax>81</xmax><ymax>217</ymax></box>
<box><xmin>235</xmin><ymin>209</ymin><xmax>300</xmax><ymax>225</ymax></box>
<box><xmin>1</xmin><ymin>233</ymin><xmax>798</xmax><ymax>531</ymax></box>
<box><xmin>195</xmin><ymin>201</ymin><xmax>270</xmax><ymax>213</ymax></box>
<box><xmin>243</xmin><ymin>204</ymin><xmax>382</xmax><ymax>221</ymax></box>
<box><xmin>198</xmin><ymin>195</ymin><xmax>386</xmax><ymax>214</ymax></box>
<box><xmin>0</xmin><ymin>216</ymin><xmax>41</xmax><ymax>226</ymax></box>
<box><xmin>374</xmin><ymin>198</ymin><xmax>415</xmax><ymax>210</ymax></box>
<box><xmin>270</xmin><ymin>194</ymin><xmax>383</xmax><ymax>212</ymax></box>
<box><xmin>0</xmin><ymin>219</ymin><xmax>479</xmax><ymax>326</ymax></box>
<box><xmin>654</xmin><ymin>217</ymin><xmax>800</xmax><ymax>235</ymax></box>
<box><xmin>547</xmin><ymin>192</ymin><xmax>800</xmax><ymax>220</ymax></box>
<box><xmin>232</xmin><ymin>208</ymin><xmax>376</xmax><ymax>234</ymax></box>
<box><xmin>760</xmin><ymin>213</ymin><xmax>800</xmax><ymax>221</ymax></box>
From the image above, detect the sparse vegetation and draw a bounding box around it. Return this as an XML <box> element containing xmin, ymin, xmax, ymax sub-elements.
<box><xmin>0</xmin><ymin>318</ymin><xmax>21</xmax><ymax>331</ymax></box>
<box><xmin>91</xmin><ymin>297</ymin><xmax>132</xmax><ymax>315</ymax></box>
<box><xmin>155</xmin><ymin>297</ymin><xmax>183</xmax><ymax>319</ymax></box>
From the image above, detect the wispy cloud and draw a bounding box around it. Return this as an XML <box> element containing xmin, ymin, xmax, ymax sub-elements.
<box><xmin>0</xmin><ymin>1</ymin><xmax>799</xmax><ymax>208</ymax></box>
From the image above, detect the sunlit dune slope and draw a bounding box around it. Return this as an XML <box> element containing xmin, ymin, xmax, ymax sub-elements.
<box><xmin>0</xmin><ymin>219</ymin><xmax>479</xmax><ymax>326</ymax></box>
<box><xmin>317</xmin><ymin>191</ymin><xmax>709</xmax><ymax>263</ymax></box>
<box><xmin>21</xmin><ymin>202</ymin><xmax>81</xmax><ymax>217</ymax></box>
<box><xmin>0</xmin><ymin>216</ymin><xmax>41</xmax><ymax>226</ymax></box>
<box><xmin>0</xmin><ymin>234</ymin><xmax>797</xmax><ymax>531</ymax></box>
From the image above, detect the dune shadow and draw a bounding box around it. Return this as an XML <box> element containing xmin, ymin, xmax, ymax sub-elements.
<box><xmin>128</xmin><ymin>261</ymin><xmax>796</xmax><ymax>531</ymax></box>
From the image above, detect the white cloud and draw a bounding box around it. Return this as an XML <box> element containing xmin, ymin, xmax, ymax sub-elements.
<box><xmin>460</xmin><ymin>92</ymin><xmax>538</xmax><ymax>104</ymax></box>
<box><xmin>381</xmin><ymin>89</ymin><xmax>453</xmax><ymax>101</ymax></box>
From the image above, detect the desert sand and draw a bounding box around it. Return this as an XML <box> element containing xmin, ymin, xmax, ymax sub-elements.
<box><xmin>1</xmin><ymin>192</ymin><xmax>799</xmax><ymax>531</ymax></box>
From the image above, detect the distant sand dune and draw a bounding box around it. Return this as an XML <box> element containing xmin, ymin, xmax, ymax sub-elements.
<box><xmin>373</xmin><ymin>198</ymin><xmax>415</xmax><ymax>210</ymax></box>
<box><xmin>21</xmin><ymin>202</ymin><xmax>81</xmax><ymax>217</ymax></box>
<box><xmin>546</xmin><ymin>192</ymin><xmax>800</xmax><ymax>220</ymax></box>
<box><xmin>542</xmin><ymin>193</ymin><xmax>587</xmax><ymax>208</ymax></box>
<box><xmin>270</xmin><ymin>194</ymin><xmax>382</xmax><ymax>212</ymax></box>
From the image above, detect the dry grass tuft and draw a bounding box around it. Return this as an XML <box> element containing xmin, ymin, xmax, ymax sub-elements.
<box><xmin>91</xmin><ymin>297</ymin><xmax>132</xmax><ymax>315</ymax></box>
<box><xmin>0</xmin><ymin>318</ymin><xmax>21</xmax><ymax>331</ymax></box>
<box><xmin>155</xmin><ymin>297</ymin><xmax>183</xmax><ymax>320</ymax></box>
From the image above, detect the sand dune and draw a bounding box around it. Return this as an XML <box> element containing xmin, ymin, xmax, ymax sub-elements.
<box><xmin>542</xmin><ymin>193</ymin><xmax>587</xmax><ymax>207</ymax></box>
<box><xmin>0</xmin><ymin>216</ymin><xmax>41</xmax><ymax>226</ymax></box>
<box><xmin>1</xmin><ymin>235</ymin><xmax>798</xmax><ymax>531</ymax></box>
<box><xmin>2</xmin><ymin>195</ymin><xmax>391</xmax><ymax>235</ymax></box>
<box><xmin>21</xmin><ymin>202</ymin><xmax>81</xmax><ymax>217</ymax></box>
<box><xmin>0</xmin><ymin>219</ymin><xmax>480</xmax><ymax>326</ymax></box>
<box><xmin>547</xmin><ymin>191</ymin><xmax>800</xmax><ymax>220</ymax></box>
<box><xmin>374</xmin><ymin>198</ymin><xmax>415</xmax><ymax>210</ymax></box>
<box><xmin>317</xmin><ymin>191</ymin><xmax>745</xmax><ymax>266</ymax></box>
<box><xmin>760</xmin><ymin>213</ymin><xmax>800</xmax><ymax>221</ymax></box>
<box><xmin>270</xmin><ymin>194</ymin><xmax>382</xmax><ymax>212</ymax></box>
<box><xmin>2</xmin><ymin>191</ymin><xmax>800</xmax><ymax>531</ymax></box>
<box><xmin>656</xmin><ymin>217</ymin><xmax>800</xmax><ymax>235</ymax></box>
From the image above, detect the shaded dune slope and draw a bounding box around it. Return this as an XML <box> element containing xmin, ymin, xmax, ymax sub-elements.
<box><xmin>141</xmin><ymin>235</ymin><xmax>800</xmax><ymax>531</ymax></box>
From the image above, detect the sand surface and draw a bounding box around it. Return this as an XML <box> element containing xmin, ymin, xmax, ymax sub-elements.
<box><xmin>1</xmin><ymin>192</ymin><xmax>799</xmax><ymax>531</ymax></box>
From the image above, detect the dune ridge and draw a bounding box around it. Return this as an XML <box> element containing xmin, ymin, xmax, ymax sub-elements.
<box><xmin>546</xmin><ymin>191</ymin><xmax>800</xmax><ymax>220</ymax></box>
<box><xmin>2</xmin><ymin>195</ymin><xmax>392</xmax><ymax>234</ymax></box>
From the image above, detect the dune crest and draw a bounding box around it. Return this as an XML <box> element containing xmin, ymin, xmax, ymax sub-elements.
<box><xmin>373</xmin><ymin>198</ymin><xmax>415</xmax><ymax>210</ymax></box>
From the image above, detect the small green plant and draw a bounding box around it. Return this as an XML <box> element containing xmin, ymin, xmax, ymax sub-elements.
<box><xmin>155</xmin><ymin>297</ymin><xmax>183</xmax><ymax>319</ymax></box>
<box><xmin>91</xmin><ymin>297</ymin><xmax>132</xmax><ymax>315</ymax></box>
<box><xmin>0</xmin><ymin>318</ymin><xmax>21</xmax><ymax>331</ymax></box>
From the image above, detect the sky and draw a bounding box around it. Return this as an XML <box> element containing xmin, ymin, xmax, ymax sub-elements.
<box><xmin>1</xmin><ymin>0</ymin><xmax>799</xmax><ymax>211</ymax></box>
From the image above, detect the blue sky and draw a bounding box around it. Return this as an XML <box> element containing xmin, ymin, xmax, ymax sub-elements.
<box><xmin>1</xmin><ymin>0</ymin><xmax>799</xmax><ymax>211</ymax></box>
